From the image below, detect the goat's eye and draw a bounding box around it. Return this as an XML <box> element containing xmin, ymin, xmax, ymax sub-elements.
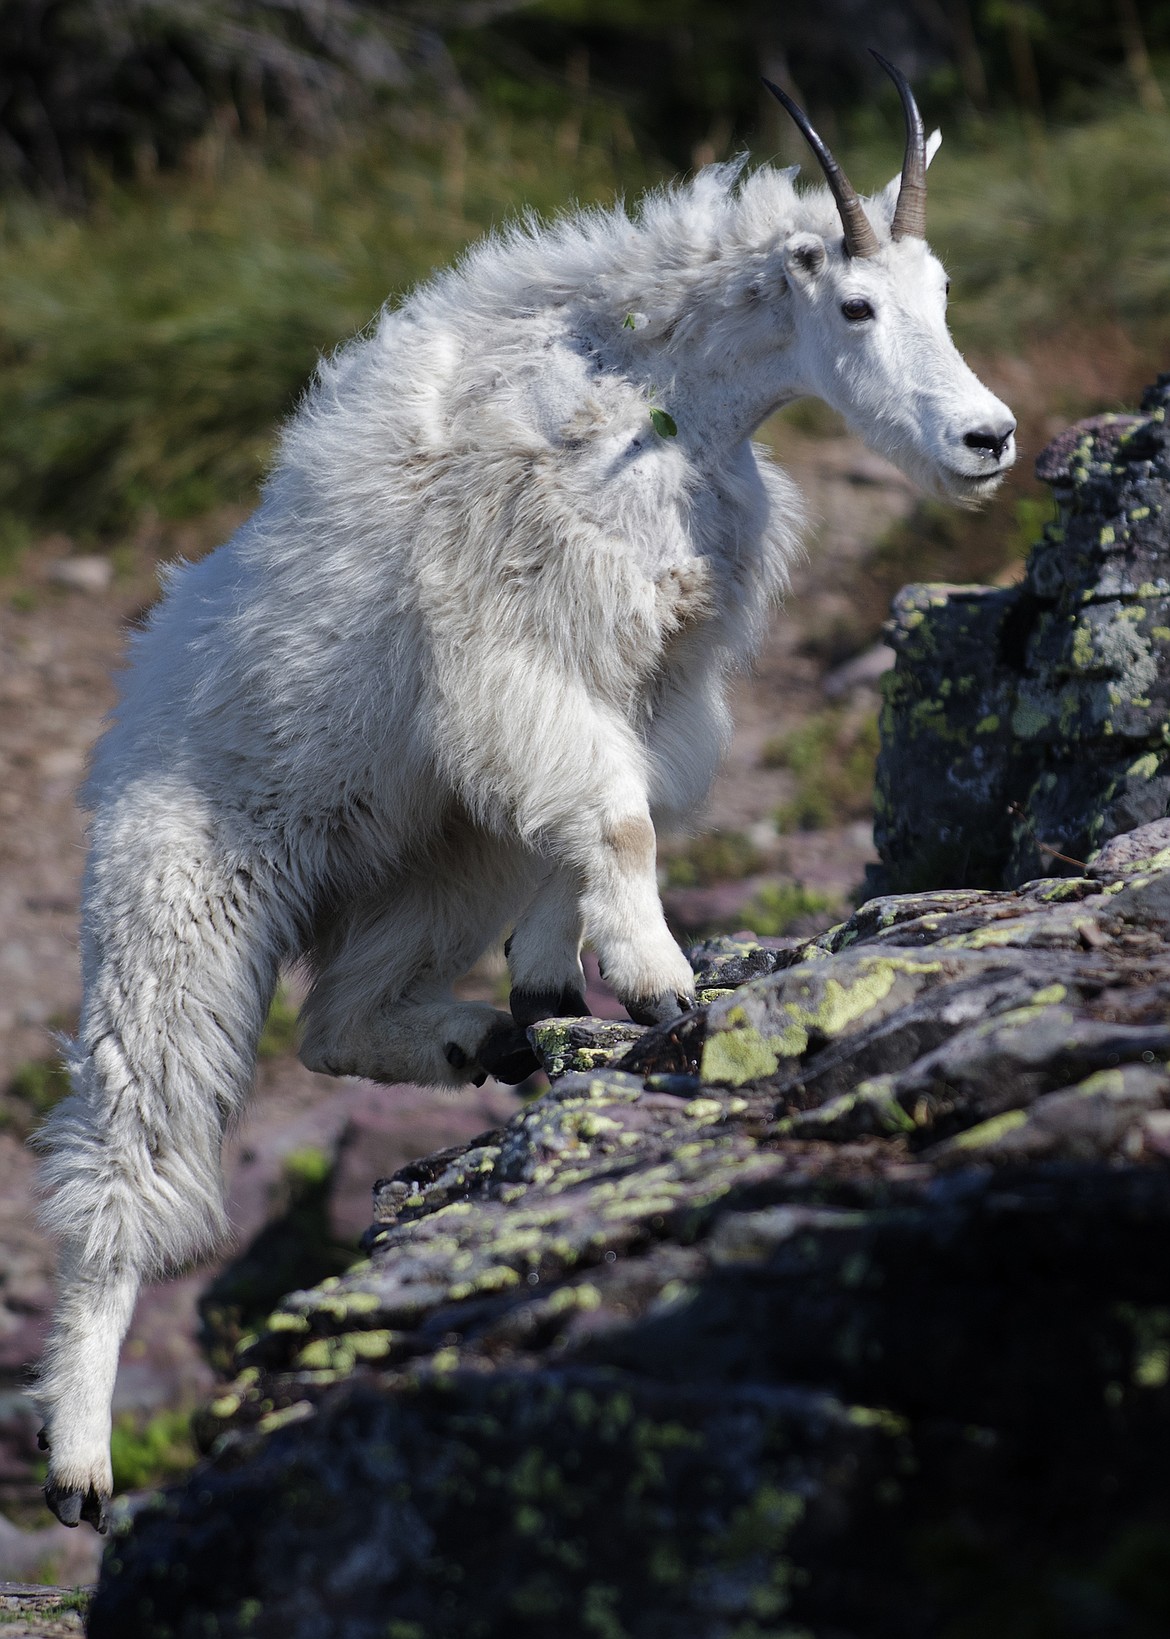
<box><xmin>841</xmin><ymin>297</ymin><xmax>874</xmax><ymax>322</ymax></box>
<box><xmin>945</xmin><ymin>278</ymin><xmax>952</xmax><ymax>298</ymax></box>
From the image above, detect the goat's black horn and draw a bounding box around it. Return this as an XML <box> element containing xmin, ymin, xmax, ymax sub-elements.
<box><xmin>762</xmin><ymin>76</ymin><xmax>881</xmax><ymax>259</ymax></box>
<box><xmin>870</xmin><ymin>50</ymin><xmax>927</xmax><ymax>241</ymax></box>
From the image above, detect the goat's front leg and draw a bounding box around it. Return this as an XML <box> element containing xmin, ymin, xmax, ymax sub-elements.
<box><xmin>576</xmin><ymin>803</ymin><xmax>696</xmax><ymax>1025</ymax></box>
<box><xmin>435</xmin><ymin>656</ymin><xmax>696</xmax><ymax>1026</ymax></box>
<box><xmin>521</xmin><ymin>729</ymin><xmax>695</xmax><ymax>1025</ymax></box>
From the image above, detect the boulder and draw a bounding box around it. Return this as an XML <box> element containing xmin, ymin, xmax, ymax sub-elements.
<box><xmin>875</xmin><ymin>378</ymin><xmax>1170</xmax><ymax>890</ymax></box>
<box><xmin>89</xmin><ymin>825</ymin><xmax>1170</xmax><ymax>1638</ymax></box>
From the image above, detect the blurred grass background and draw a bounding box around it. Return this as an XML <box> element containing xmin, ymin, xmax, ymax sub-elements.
<box><xmin>0</xmin><ymin>114</ymin><xmax>656</xmax><ymax>552</ymax></box>
<box><xmin>0</xmin><ymin>0</ymin><xmax>1169</xmax><ymax>566</ymax></box>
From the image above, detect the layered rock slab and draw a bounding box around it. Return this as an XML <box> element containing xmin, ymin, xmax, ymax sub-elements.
<box><xmin>88</xmin><ymin>833</ymin><xmax>1170</xmax><ymax>1638</ymax></box>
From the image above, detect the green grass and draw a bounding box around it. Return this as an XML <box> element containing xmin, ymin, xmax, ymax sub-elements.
<box><xmin>256</xmin><ymin>982</ymin><xmax>301</xmax><ymax>1059</ymax></box>
<box><xmin>0</xmin><ymin>109</ymin><xmax>655</xmax><ymax>555</ymax></box>
<box><xmin>764</xmin><ymin>707</ymin><xmax>880</xmax><ymax>834</ymax></box>
<box><xmin>926</xmin><ymin>102</ymin><xmax>1170</xmax><ymax>358</ymax></box>
<box><xmin>738</xmin><ymin>881</ymin><xmax>835</xmax><ymax>937</ymax></box>
<box><xmin>662</xmin><ymin>829</ymin><xmax>764</xmax><ymax>890</ymax></box>
<box><xmin>2</xmin><ymin>1055</ymin><xmax>72</xmax><ymax>1138</ymax></box>
<box><xmin>281</xmin><ymin>1144</ymin><xmax>332</xmax><ymax>1191</ymax></box>
<box><xmin>109</xmin><ymin>1407</ymin><xmax>198</xmax><ymax>1493</ymax></box>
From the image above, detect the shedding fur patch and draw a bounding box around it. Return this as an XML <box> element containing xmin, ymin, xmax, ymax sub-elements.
<box><xmin>603</xmin><ymin>816</ymin><xmax>656</xmax><ymax>868</ymax></box>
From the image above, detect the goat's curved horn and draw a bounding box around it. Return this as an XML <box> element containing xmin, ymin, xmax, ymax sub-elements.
<box><xmin>870</xmin><ymin>50</ymin><xmax>927</xmax><ymax>241</ymax></box>
<box><xmin>762</xmin><ymin>77</ymin><xmax>881</xmax><ymax>259</ymax></box>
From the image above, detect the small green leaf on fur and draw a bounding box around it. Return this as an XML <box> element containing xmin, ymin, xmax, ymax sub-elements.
<box><xmin>649</xmin><ymin>407</ymin><xmax>677</xmax><ymax>438</ymax></box>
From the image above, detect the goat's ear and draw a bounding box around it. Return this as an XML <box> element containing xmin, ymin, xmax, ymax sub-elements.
<box><xmin>876</xmin><ymin>128</ymin><xmax>942</xmax><ymax>220</ymax></box>
<box><xmin>781</xmin><ymin>232</ymin><xmax>827</xmax><ymax>287</ymax></box>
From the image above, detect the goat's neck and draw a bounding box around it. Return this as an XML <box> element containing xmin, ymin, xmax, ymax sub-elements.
<box><xmin>600</xmin><ymin>305</ymin><xmax>806</xmax><ymax>457</ymax></box>
<box><xmin>670</xmin><ymin>350</ymin><xmax>806</xmax><ymax>452</ymax></box>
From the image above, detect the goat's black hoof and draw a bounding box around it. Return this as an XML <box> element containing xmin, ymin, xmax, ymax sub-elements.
<box><xmin>82</xmin><ymin>1489</ymin><xmax>109</xmax><ymax>1534</ymax></box>
<box><xmin>510</xmin><ymin>987</ymin><xmax>589</xmax><ymax>1029</ymax></box>
<box><xmin>478</xmin><ymin>1022</ymin><xmax>540</xmax><ymax>1085</ymax></box>
<box><xmin>45</xmin><ymin>1481</ymin><xmax>108</xmax><ymax>1533</ymax></box>
<box><xmin>625</xmin><ymin>991</ymin><xmax>696</xmax><ymax>1027</ymax></box>
<box><xmin>447</xmin><ymin>1040</ymin><xmax>488</xmax><ymax>1084</ymax></box>
<box><xmin>46</xmin><ymin>1485</ymin><xmax>81</xmax><ymax>1528</ymax></box>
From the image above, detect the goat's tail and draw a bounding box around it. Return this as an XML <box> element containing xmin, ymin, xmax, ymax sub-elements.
<box><xmin>32</xmin><ymin>799</ymin><xmax>289</xmax><ymax>1522</ymax></box>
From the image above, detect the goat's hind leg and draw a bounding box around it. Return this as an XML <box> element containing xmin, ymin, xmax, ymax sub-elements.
<box><xmin>35</xmin><ymin>1250</ymin><xmax>137</xmax><ymax>1532</ymax></box>
<box><xmin>507</xmin><ymin>862</ymin><xmax>589</xmax><ymax>1028</ymax></box>
<box><xmin>300</xmin><ymin>842</ymin><xmax>539</xmax><ymax>1087</ymax></box>
<box><xmin>35</xmin><ymin>806</ymin><xmax>282</xmax><ymax>1529</ymax></box>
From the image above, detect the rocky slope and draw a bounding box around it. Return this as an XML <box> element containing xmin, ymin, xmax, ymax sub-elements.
<box><xmin>88</xmin><ymin>818</ymin><xmax>1170</xmax><ymax>1638</ymax></box>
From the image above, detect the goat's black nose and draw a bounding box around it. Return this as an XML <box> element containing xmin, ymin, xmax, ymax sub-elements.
<box><xmin>963</xmin><ymin>420</ymin><xmax>1016</xmax><ymax>460</ymax></box>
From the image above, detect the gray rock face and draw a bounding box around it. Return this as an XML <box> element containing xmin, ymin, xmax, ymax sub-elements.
<box><xmin>90</xmin><ymin>823</ymin><xmax>1170</xmax><ymax>1639</ymax></box>
<box><xmin>875</xmin><ymin>377</ymin><xmax>1170</xmax><ymax>891</ymax></box>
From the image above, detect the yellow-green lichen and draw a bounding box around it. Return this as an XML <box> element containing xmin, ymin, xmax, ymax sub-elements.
<box><xmin>1011</xmin><ymin>698</ymin><xmax>1052</xmax><ymax>737</ymax></box>
<box><xmin>790</xmin><ymin>1078</ymin><xmax>915</xmax><ymax>1137</ymax></box>
<box><xmin>1128</xmin><ymin>751</ymin><xmax>1161</xmax><ymax>778</ymax></box>
<box><xmin>948</xmin><ymin>1108</ymin><xmax>1029</xmax><ymax>1149</ymax></box>
<box><xmin>1031</xmin><ymin>984</ymin><xmax>1068</xmax><ymax>1006</ymax></box>
<box><xmin>296</xmin><ymin>1335</ymin><xmax>355</xmax><ymax>1371</ymax></box>
<box><xmin>941</xmin><ymin>921</ymin><xmax>1028</xmax><ymax>949</ymax></box>
<box><xmin>1071</xmin><ymin>623</ymin><xmax>1096</xmax><ymax>669</ymax></box>
<box><xmin>256</xmin><ymin>1401</ymin><xmax>315</xmax><ymax>1436</ymax></box>
<box><xmin>700</xmin><ymin>1023</ymin><xmax>781</xmax><ymax>1087</ymax></box>
<box><xmin>447</xmin><ymin>1265</ymin><xmax>521</xmax><ymax>1301</ymax></box>
<box><xmin>847</xmin><ymin>1404</ymin><xmax>909</xmax><ymax>1435</ymax></box>
<box><xmin>261</xmin><ymin>1311</ymin><xmax>310</xmax><ymax>1335</ymax></box>
<box><xmin>702</xmin><ymin>958</ymin><xmax>940</xmax><ymax>1087</ymax></box>
<box><xmin>683</xmin><ymin>1097</ymin><xmax>727</xmax><ymax>1123</ymax></box>
<box><xmin>1072</xmin><ymin>1068</ymin><xmax>1127</xmax><ymax>1098</ymax></box>
<box><xmin>1033</xmin><ymin>879</ymin><xmax>1092</xmax><ymax>903</ymax></box>
<box><xmin>1136</xmin><ymin>1347</ymin><xmax>1170</xmax><ymax>1389</ymax></box>
<box><xmin>340</xmin><ymin>1291</ymin><xmax>380</xmax><ymax>1315</ymax></box>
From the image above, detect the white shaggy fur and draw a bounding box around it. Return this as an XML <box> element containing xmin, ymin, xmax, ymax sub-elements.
<box><xmin>34</xmin><ymin>150</ymin><xmax>1015</xmax><ymax>1526</ymax></box>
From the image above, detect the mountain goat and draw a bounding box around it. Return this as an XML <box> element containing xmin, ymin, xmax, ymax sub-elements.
<box><xmin>36</xmin><ymin>55</ymin><xmax>1016</xmax><ymax>1528</ymax></box>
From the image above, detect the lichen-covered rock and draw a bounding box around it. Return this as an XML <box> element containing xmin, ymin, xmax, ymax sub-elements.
<box><xmin>89</xmin><ymin>828</ymin><xmax>1170</xmax><ymax>1639</ymax></box>
<box><xmin>876</xmin><ymin>378</ymin><xmax>1170</xmax><ymax>891</ymax></box>
<box><xmin>686</xmin><ymin>931</ymin><xmax>792</xmax><ymax>994</ymax></box>
<box><xmin>526</xmin><ymin>1016</ymin><xmax>646</xmax><ymax>1080</ymax></box>
<box><xmin>875</xmin><ymin>582</ymin><xmax>1024</xmax><ymax>890</ymax></box>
